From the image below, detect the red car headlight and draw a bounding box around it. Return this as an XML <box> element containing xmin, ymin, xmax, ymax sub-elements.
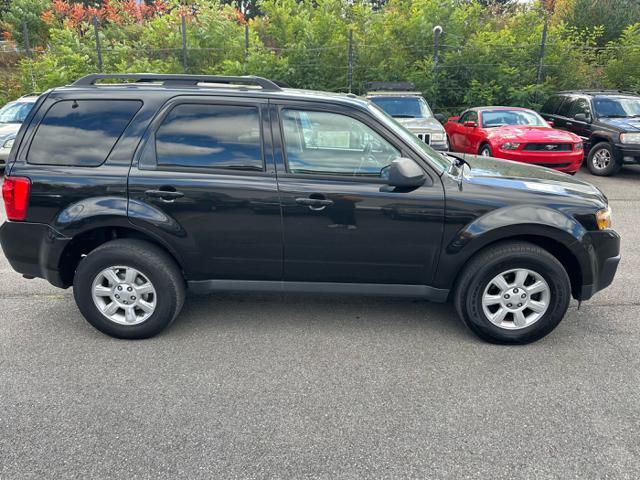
<box><xmin>574</xmin><ymin>142</ymin><xmax>584</xmax><ymax>150</ymax></box>
<box><xmin>501</xmin><ymin>142</ymin><xmax>521</xmax><ymax>150</ymax></box>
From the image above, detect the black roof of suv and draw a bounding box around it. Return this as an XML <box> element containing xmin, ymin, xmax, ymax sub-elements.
<box><xmin>0</xmin><ymin>74</ymin><xmax>621</xmax><ymax>344</ymax></box>
<box><xmin>540</xmin><ymin>90</ymin><xmax>640</xmax><ymax>176</ymax></box>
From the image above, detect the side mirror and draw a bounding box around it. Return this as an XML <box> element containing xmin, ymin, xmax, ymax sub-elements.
<box><xmin>434</xmin><ymin>113</ymin><xmax>446</xmax><ymax>124</ymax></box>
<box><xmin>574</xmin><ymin>113</ymin><xmax>590</xmax><ymax>123</ymax></box>
<box><xmin>547</xmin><ymin>119</ymin><xmax>555</xmax><ymax>127</ymax></box>
<box><xmin>385</xmin><ymin>158</ymin><xmax>426</xmax><ymax>188</ymax></box>
<box><xmin>463</xmin><ymin>121</ymin><xmax>478</xmax><ymax>128</ymax></box>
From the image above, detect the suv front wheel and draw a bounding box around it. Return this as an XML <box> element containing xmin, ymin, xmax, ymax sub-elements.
<box><xmin>587</xmin><ymin>141</ymin><xmax>621</xmax><ymax>176</ymax></box>
<box><xmin>73</xmin><ymin>239</ymin><xmax>185</xmax><ymax>339</ymax></box>
<box><xmin>454</xmin><ymin>241</ymin><xmax>571</xmax><ymax>344</ymax></box>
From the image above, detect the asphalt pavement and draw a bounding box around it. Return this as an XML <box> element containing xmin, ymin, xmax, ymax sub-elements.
<box><xmin>1</xmin><ymin>166</ymin><xmax>639</xmax><ymax>479</ymax></box>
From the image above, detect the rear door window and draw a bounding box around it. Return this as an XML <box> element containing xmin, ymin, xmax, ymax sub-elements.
<box><xmin>541</xmin><ymin>95</ymin><xmax>563</xmax><ymax>115</ymax></box>
<box><xmin>568</xmin><ymin>98</ymin><xmax>591</xmax><ymax>118</ymax></box>
<box><xmin>556</xmin><ymin>97</ymin><xmax>575</xmax><ymax>118</ymax></box>
<box><xmin>155</xmin><ymin>103</ymin><xmax>263</xmax><ymax>171</ymax></box>
<box><xmin>28</xmin><ymin>100</ymin><xmax>141</xmax><ymax>166</ymax></box>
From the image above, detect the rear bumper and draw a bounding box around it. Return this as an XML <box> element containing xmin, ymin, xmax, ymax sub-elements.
<box><xmin>578</xmin><ymin>229</ymin><xmax>621</xmax><ymax>301</ymax></box>
<box><xmin>496</xmin><ymin>150</ymin><xmax>584</xmax><ymax>172</ymax></box>
<box><xmin>0</xmin><ymin>221</ymin><xmax>71</xmax><ymax>288</ymax></box>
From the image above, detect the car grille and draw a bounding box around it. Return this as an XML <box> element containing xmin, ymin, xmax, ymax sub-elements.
<box><xmin>522</xmin><ymin>143</ymin><xmax>572</xmax><ymax>152</ymax></box>
<box><xmin>415</xmin><ymin>133</ymin><xmax>430</xmax><ymax>144</ymax></box>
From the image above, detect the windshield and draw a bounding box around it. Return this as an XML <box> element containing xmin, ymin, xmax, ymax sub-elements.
<box><xmin>593</xmin><ymin>96</ymin><xmax>640</xmax><ymax>118</ymax></box>
<box><xmin>369</xmin><ymin>96</ymin><xmax>433</xmax><ymax>119</ymax></box>
<box><xmin>367</xmin><ymin>102</ymin><xmax>450</xmax><ymax>172</ymax></box>
<box><xmin>481</xmin><ymin>109</ymin><xmax>547</xmax><ymax>128</ymax></box>
<box><xmin>0</xmin><ymin>101</ymin><xmax>34</xmax><ymax>124</ymax></box>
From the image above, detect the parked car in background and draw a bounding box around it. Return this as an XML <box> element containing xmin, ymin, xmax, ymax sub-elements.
<box><xmin>0</xmin><ymin>74</ymin><xmax>619</xmax><ymax>344</ymax></box>
<box><xmin>540</xmin><ymin>90</ymin><xmax>640</xmax><ymax>176</ymax></box>
<box><xmin>445</xmin><ymin>106</ymin><xmax>584</xmax><ymax>174</ymax></box>
<box><xmin>0</xmin><ymin>95</ymin><xmax>39</xmax><ymax>169</ymax></box>
<box><xmin>365</xmin><ymin>82</ymin><xmax>448</xmax><ymax>151</ymax></box>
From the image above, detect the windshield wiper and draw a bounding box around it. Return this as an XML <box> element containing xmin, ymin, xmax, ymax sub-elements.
<box><xmin>599</xmin><ymin>114</ymin><xmax>627</xmax><ymax>118</ymax></box>
<box><xmin>393</xmin><ymin>115</ymin><xmax>416</xmax><ymax>118</ymax></box>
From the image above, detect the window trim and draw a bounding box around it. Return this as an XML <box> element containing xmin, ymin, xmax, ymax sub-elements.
<box><xmin>25</xmin><ymin>98</ymin><xmax>142</xmax><ymax>167</ymax></box>
<box><xmin>272</xmin><ymin>102</ymin><xmax>433</xmax><ymax>186</ymax></box>
<box><xmin>136</xmin><ymin>96</ymin><xmax>272</xmax><ymax>176</ymax></box>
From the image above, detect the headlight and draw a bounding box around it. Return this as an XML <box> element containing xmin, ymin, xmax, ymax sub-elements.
<box><xmin>501</xmin><ymin>142</ymin><xmax>521</xmax><ymax>150</ymax></box>
<box><xmin>574</xmin><ymin>142</ymin><xmax>583</xmax><ymax>150</ymax></box>
<box><xmin>2</xmin><ymin>138</ymin><xmax>14</xmax><ymax>149</ymax></box>
<box><xmin>596</xmin><ymin>207</ymin><xmax>612</xmax><ymax>230</ymax></box>
<box><xmin>620</xmin><ymin>133</ymin><xmax>640</xmax><ymax>144</ymax></box>
<box><xmin>430</xmin><ymin>132</ymin><xmax>446</xmax><ymax>142</ymax></box>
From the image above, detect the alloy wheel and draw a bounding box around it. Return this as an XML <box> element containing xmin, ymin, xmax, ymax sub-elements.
<box><xmin>592</xmin><ymin>148</ymin><xmax>611</xmax><ymax>170</ymax></box>
<box><xmin>91</xmin><ymin>266</ymin><xmax>157</xmax><ymax>325</ymax></box>
<box><xmin>481</xmin><ymin>268</ymin><xmax>551</xmax><ymax>330</ymax></box>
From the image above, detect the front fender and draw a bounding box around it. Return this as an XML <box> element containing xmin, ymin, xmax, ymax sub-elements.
<box><xmin>435</xmin><ymin>205</ymin><xmax>595</xmax><ymax>291</ymax></box>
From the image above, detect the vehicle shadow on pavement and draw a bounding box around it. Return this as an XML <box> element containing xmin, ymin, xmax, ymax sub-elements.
<box><xmin>168</xmin><ymin>292</ymin><xmax>475</xmax><ymax>342</ymax></box>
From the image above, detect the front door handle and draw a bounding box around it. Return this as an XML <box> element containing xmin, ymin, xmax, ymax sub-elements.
<box><xmin>295</xmin><ymin>197</ymin><xmax>334</xmax><ymax>211</ymax></box>
<box><xmin>145</xmin><ymin>189</ymin><xmax>184</xmax><ymax>202</ymax></box>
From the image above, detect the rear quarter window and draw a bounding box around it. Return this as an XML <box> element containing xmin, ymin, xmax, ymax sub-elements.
<box><xmin>27</xmin><ymin>99</ymin><xmax>142</xmax><ymax>166</ymax></box>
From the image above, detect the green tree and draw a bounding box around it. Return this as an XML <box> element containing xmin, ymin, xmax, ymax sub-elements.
<box><xmin>2</xmin><ymin>0</ymin><xmax>51</xmax><ymax>48</ymax></box>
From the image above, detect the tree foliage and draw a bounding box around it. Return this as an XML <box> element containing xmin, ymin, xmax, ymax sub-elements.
<box><xmin>1</xmin><ymin>0</ymin><xmax>639</xmax><ymax>113</ymax></box>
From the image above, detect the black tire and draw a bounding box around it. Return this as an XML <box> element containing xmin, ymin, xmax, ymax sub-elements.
<box><xmin>587</xmin><ymin>141</ymin><xmax>621</xmax><ymax>176</ymax></box>
<box><xmin>453</xmin><ymin>241</ymin><xmax>571</xmax><ymax>344</ymax></box>
<box><xmin>479</xmin><ymin>144</ymin><xmax>493</xmax><ymax>157</ymax></box>
<box><xmin>73</xmin><ymin>239</ymin><xmax>185</xmax><ymax>339</ymax></box>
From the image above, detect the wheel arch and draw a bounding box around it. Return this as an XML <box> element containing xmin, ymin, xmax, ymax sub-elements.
<box><xmin>439</xmin><ymin>206</ymin><xmax>594</xmax><ymax>301</ymax></box>
<box><xmin>57</xmin><ymin>225</ymin><xmax>186</xmax><ymax>287</ymax></box>
<box><xmin>451</xmin><ymin>234</ymin><xmax>584</xmax><ymax>300</ymax></box>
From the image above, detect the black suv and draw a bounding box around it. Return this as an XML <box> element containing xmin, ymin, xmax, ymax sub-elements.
<box><xmin>540</xmin><ymin>90</ymin><xmax>640</xmax><ymax>176</ymax></box>
<box><xmin>0</xmin><ymin>74</ymin><xmax>621</xmax><ymax>344</ymax></box>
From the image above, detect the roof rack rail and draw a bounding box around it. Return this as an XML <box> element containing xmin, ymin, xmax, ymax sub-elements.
<box><xmin>72</xmin><ymin>73</ymin><xmax>282</xmax><ymax>91</ymax></box>
<box><xmin>557</xmin><ymin>89</ymin><xmax>638</xmax><ymax>95</ymax></box>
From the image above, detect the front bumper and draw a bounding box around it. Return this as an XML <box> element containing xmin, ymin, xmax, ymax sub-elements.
<box><xmin>496</xmin><ymin>149</ymin><xmax>584</xmax><ymax>173</ymax></box>
<box><xmin>0</xmin><ymin>221</ymin><xmax>71</xmax><ymax>288</ymax></box>
<box><xmin>613</xmin><ymin>143</ymin><xmax>640</xmax><ymax>164</ymax></box>
<box><xmin>578</xmin><ymin>229</ymin><xmax>621</xmax><ymax>300</ymax></box>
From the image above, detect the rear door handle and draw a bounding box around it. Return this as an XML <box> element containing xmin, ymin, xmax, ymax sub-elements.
<box><xmin>145</xmin><ymin>189</ymin><xmax>184</xmax><ymax>201</ymax></box>
<box><xmin>295</xmin><ymin>197</ymin><xmax>334</xmax><ymax>210</ymax></box>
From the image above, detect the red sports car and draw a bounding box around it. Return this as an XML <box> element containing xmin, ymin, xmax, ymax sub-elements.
<box><xmin>445</xmin><ymin>107</ymin><xmax>584</xmax><ymax>173</ymax></box>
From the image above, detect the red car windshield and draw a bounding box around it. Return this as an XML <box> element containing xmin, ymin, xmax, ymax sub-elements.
<box><xmin>481</xmin><ymin>110</ymin><xmax>547</xmax><ymax>128</ymax></box>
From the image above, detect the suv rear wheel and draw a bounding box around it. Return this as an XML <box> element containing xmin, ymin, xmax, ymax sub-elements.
<box><xmin>73</xmin><ymin>239</ymin><xmax>185</xmax><ymax>339</ymax></box>
<box><xmin>587</xmin><ymin>141</ymin><xmax>621</xmax><ymax>176</ymax></box>
<box><xmin>454</xmin><ymin>241</ymin><xmax>571</xmax><ymax>344</ymax></box>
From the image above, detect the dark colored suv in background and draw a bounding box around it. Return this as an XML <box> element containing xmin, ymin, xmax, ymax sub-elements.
<box><xmin>0</xmin><ymin>74</ymin><xmax>620</xmax><ymax>344</ymax></box>
<box><xmin>540</xmin><ymin>90</ymin><xmax>640</xmax><ymax>176</ymax></box>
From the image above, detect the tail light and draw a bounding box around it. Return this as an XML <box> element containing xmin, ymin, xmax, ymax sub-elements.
<box><xmin>2</xmin><ymin>176</ymin><xmax>31</xmax><ymax>221</ymax></box>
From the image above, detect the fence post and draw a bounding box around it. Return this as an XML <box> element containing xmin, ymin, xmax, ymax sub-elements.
<box><xmin>244</xmin><ymin>23</ymin><xmax>249</xmax><ymax>74</ymax></box>
<box><xmin>93</xmin><ymin>15</ymin><xmax>103</xmax><ymax>73</ymax></box>
<box><xmin>536</xmin><ymin>14</ymin><xmax>549</xmax><ymax>87</ymax></box>
<box><xmin>347</xmin><ymin>29</ymin><xmax>353</xmax><ymax>93</ymax></box>
<box><xmin>22</xmin><ymin>22</ymin><xmax>36</xmax><ymax>91</ymax></box>
<box><xmin>22</xmin><ymin>21</ymin><xmax>31</xmax><ymax>57</ymax></box>
<box><xmin>181</xmin><ymin>15</ymin><xmax>188</xmax><ymax>72</ymax></box>
<box><xmin>432</xmin><ymin>25</ymin><xmax>443</xmax><ymax>111</ymax></box>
